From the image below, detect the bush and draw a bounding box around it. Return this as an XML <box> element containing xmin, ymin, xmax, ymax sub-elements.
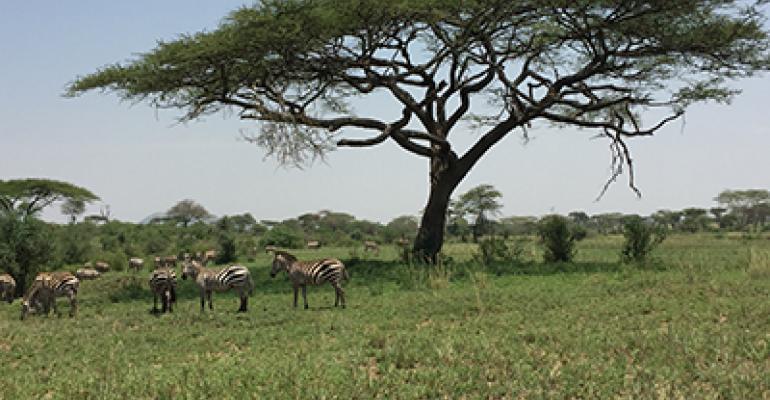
<box><xmin>259</xmin><ymin>226</ymin><xmax>304</xmax><ymax>249</ymax></box>
<box><xmin>537</xmin><ymin>215</ymin><xmax>578</xmax><ymax>262</ymax></box>
<box><xmin>216</xmin><ymin>234</ymin><xmax>237</xmax><ymax>264</ymax></box>
<box><xmin>0</xmin><ymin>215</ymin><xmax>55</xmax><ymax>296</ymax></box>
<box><xmin>621</xmin><ymin>216</ymin><xmax>666</xmax><ymax>263</ymax></box>
<box><xmin>474</xmin><ymin>236</ymin><xmax>524</xmax><ymax>269</ymax></box>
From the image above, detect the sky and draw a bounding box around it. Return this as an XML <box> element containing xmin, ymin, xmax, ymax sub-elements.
<box><xmin>1</xmin><ymin>2</ymin><xmax>768</xmax><ymax>224</ymax></box>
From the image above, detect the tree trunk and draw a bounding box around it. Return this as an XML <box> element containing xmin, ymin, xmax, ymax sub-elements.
<box><xmin>413</xmin><ymin>155</ymin><xmax>462</xmax><ymax>263</ymax></box>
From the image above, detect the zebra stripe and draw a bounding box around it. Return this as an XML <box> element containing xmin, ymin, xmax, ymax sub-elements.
<box><xmin>268</xmin><ymin>250</ymin><xmax>348</xmax><ymax>309</ymax></box>
<box><xmin>181</xmin><ymin>261</ymin><xmax>254</xmax><ymax>312</ymax></box>
<box><xmin>149</xmin><ymin>268</ymin><xmax>177</xmax><ymax>313</ymax></box>
<box><xmin>20</xmin><ymin>272</ymin><xmax>79</xmax><ymax>320</ymax></box>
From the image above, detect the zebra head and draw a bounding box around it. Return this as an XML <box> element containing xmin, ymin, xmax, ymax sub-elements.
<box><xmin>20</xmin><ymin>299</ymin><xmax>35</xmax><ymax>320</ymax></box>
<box><xmin>270</xmin><ymin>252</ymin><xmax>292</xmax><ymax>278</ymax></box>
<box><xmin>181</xmin><ymin>260</ymin><xmax>199</xmax><ymax>280</ymax></box>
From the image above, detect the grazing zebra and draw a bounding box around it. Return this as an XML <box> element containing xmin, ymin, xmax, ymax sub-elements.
<box><xmin>93</xmin><ymin>261</ymin><xmax>110</xmax><ymax>273</ymax></box>
<box><xmin>20</xmin><ymin>272</ymin><xmax>79</xmax><ymax>320</ymax></box>
<box><xmin>363</xmin><ymin>240</ymin><xmax>380</xmax><ymax>255</ymax></box>
<box><xmin>306</xmin><ymin>240</ymin><xmax>321</xmax><ymax>250</ymax></box>
<box><xmin>181</xmin><ymin>260</ymin><xmax>254</xmax><ymax>312</ymax></box>
<box><xmin>75</xmin><ymin>268</ymin><xmax>100</xmax><ymax>280</ymax></box>
<box><xmin>0</xmin><ymin>274</ymin><xmax>16</xmax><ymax>303</ymax></box>
<box><xmin>268</xmin><ymin>249</ymin><xmax>348</xmax><ymax>309</ymax></box>
<box><xmin>149</xmin><ymin>268</ymin><xmax>177</xmax><ymax>313</ymax></box>
<box><xmin>128</xmin><ymin>257</ymin><xmax>144</xmax><ymax>271</ymax></box>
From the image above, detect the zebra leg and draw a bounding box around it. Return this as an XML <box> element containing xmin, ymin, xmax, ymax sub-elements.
<box><xmin>335</xmin><ymin>284</ymin><xmax>346</xmax><ymax>309</ymax></box>
<box><xmin>207</xmin><ymin>290</ymin><xmax>213</xmax><ymax>310</ymax></box>
<box><xmin>69</xmin><ymin>293</ymin><xmax>77</xmax><ymax>317</ymax></box>
<box><xmin>237</xmin><ymin>290</ymin><xmax>248</xmax><ymax>313</ymax></box>
<box><xmin>293</xmin><ymin>285</ymin><xmax>299</xmax><ymax>308</ymax></box>
<box><xmin>153</xmin><ymin>292</ymin><xmax>159</xmax><ymax>314</ymax></box>
<box><xmin>301</xmin><ymin>285</ymin><xmax>308</xmax><ymax>309</ymax></box>
<box><xmin>199</xmin><ymin>288</ymin><xmax>206</xmax><ymax>312</ymax></box>
<box><xmin>161</xmin><ymin>291</ymin><xmax>168</xmax><ymax>313</ymax></box>
<box><xmin>168</xmin><ymin>288</ymin><xmax>174</xmax><ymax>313</ymax></box>
<box><xmin>52</xmin><ymin>296</ymin><xmax>60</xmax><ymax>317</ymax></box>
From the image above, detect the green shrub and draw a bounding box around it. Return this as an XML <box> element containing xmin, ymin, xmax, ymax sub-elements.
<box><xmin>537</xmin><ymin>215</ymin><xmax>577</xmax><ymax>262</ymax></box>
<box><xmin>259</xmin><ymin>226</ymin><xmax>304</xmax><ymax>249</ymax></box>
<box><xmin>473</xmin><ymin>236</ymin><xmax>524</xmax><ymax>270</ymax></box>
<box><xmin>621</xmin><ymin>216</ymin><xmax>666</xmax><ymax>263</ymax></box>
<box><xmin>215</xmin><ymin>234</ymin><xmax>237</xmax><ymax>264</ymax></box>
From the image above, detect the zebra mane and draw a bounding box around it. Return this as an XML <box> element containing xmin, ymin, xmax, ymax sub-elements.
<box><xmin>274</xmin><ymin>250</ymin><xmax>298</xmax><ymax>263</ymax></box>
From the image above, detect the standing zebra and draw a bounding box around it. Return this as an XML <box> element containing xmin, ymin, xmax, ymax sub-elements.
<box><xmin>0</xmin><ymin>274</ymin><xmax>16</xmax><ymax>303</ymax></box>
<box><xmin>20</xmin><ymin>272</ymin><xmax>79</xmax><ymax>320</ymax></box>
<box><xmin>268</xmin><ymin>249</ymin><xmax>348</xmax><ymax>309</ymax></box>
<box><xmin>149</xmin><ymin>268</ymin><xmax>177</xmax><ymax>313</ymax></box>
<box><xmin>181</xmin><ymin>260</ymin><xmax>254</xmax><ymax>312</ymax></box>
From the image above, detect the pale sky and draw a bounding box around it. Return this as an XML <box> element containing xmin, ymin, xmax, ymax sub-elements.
<box><xmin>1</xmin><ymin>2</ymin><xmax>768</xmax><ymax>224</ymax></box>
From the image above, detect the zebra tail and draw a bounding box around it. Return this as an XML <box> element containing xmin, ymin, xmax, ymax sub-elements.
<box><xmin>343</xmin><ymin>266</ymin><xmax>350</xmax><ymax>282</ymax></box>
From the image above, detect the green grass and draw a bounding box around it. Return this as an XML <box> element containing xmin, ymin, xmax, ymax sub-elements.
<box><xmin>1</xmin><ymin>235</ymin><xmax>769</xmax><ymax>399</ymax></box>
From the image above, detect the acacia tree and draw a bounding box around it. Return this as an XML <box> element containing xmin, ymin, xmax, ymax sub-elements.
<box><xmin>0</xmin><ymin>179</ymin><xmax>99</xmax><ymax>220</ymax></box>
<box><xmin>453</xmin><ymin>184</ymin><xmax>504</xmax><ymax>241</ymax></box>
<box><xmin>166</xmin><ymin>199</ymin><xmax>212</xmax><ymax>227</ymax></box>
<box><xmin>67</xmin><ymin>0</ymin><xmax>770</xmax><ymax>262</ymax></box>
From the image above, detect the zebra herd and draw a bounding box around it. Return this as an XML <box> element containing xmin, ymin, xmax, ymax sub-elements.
<box><xmin>1</xmin><ymin>248</ymin><xmax>349</xmax><ymax>320</ymax></box>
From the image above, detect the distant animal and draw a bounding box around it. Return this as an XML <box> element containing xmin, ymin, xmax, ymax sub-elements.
<box><xmin>0</xmin><ymin>274</ymin><xmax>16</xmax><ymax>304</ymax></box>
<box><xmin>363</xmin><ymin>240</ymin><xmax>380</xmax><ymax>254</ymax></box>
<box><xmin>128</xmin><ymin>257</ymin><xmax>144</xmax><ymax>272</ymax></box>
<box><xmin>93</xmin><ymin>261</ymin><xmax>110</xmax><ymax>273</ymax></box>
<box><xmin>203</xmin><ymin>249</ymin><xmax>217</xmax><ymax>264</ymax></box>
<box><xmin>267</xmin><ymin>249</ymin><xmax>348</xmax><ymax>309</ymax></box>
<box><xmin>395</xmin><ymin>237</ymin><xmax>410</xmax><ymax>247</ymax></box>
<box><xmin>75</xmin><ymin>268</ymin><xmax>100</xmax><ymax>280</ymax></box>
<box><xmin>20</xmin><ymin>272</ymin><xmax>79</xmax><ymax>320</ymax></box>
<box><xmin>153</xmin><ymin>256</ymin><xmax>162</xmax><ymax>268</ymax></box>
<box><xmin>162</xmin><ymin>255</ymin><xmax>178</xmax><ymax>268</ymax></box>
<box><xmin>181</xmin><ymin>260</ymin><xmax>254</xmax><ymax>312</ymax></box>
<box><xmin>306</xmin><ymin>240</ymin><xmax>321</xmax><ymax>250</ymax></box>
<box><xmin>149</xmin><ymin>268</ymin><xmax>177</xmax><ymax>314</ymax></box>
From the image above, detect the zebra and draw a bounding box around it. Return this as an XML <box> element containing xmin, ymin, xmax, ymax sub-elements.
<box><xmin>128</xmin><ymin>257</ymin><xmax>144</xmax><ymax>272</ymax></box>
<box><xmin>0</xmin><ymin>274</ymin><xmax>16</xmax><ymax>304</ymax></box>
<box><xmin>181</xmin><ymin>260</ymin><xmax>254</xmax><ymax>312</ymax></box>
<box><xmin>20</xmin><ymin>272</ymin><xmax>79</xmax><ymax>320</ymax></box>
<box><xmin>268</xmin><ymin>249</ymin><xmax>348</xmax><ymax>309</ymax></box>
<box><xmin>149</xmin><ymin>268</ymin><xmax>177</xmax><ymax>313</ymax></box>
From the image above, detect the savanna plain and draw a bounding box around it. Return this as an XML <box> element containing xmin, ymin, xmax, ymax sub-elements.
<box><xmin>1</xmin><ymin>235</ymin><xmax>768</xmax><ymax>399</ymax></box>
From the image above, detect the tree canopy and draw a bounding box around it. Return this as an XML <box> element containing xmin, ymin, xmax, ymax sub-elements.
<box><xmin>166</xmin><ymin>199</ymin><xmax>212</xmax><ymax>227</ymax></box>
<box><xmin>0</xmin><ymin>179</ymin><xmax>99</xmax><ymax>219</ymax></box>
<box><xmin>67</xmin><ymin>0</ymin><xmax>770</xmax><ymax>260</ymax></box>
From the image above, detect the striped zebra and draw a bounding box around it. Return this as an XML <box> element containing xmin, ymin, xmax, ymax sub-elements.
<box><xmin>149</xmin><ymin>268</ymin><xmax>177</xmax><ymax>313</ymax></box>
<box><xmin>181</xmin><ymin>260</ymin><xmax>254</xmax><ymax>312</ymax></box>
<box><xmin>268</xmin><ymin>249</ymin><xmax>348</xmax><ymax>309</ymax></box>
<box><xmin>20</xmin><ymin>272</ymin><xmax>79</xmax><ymax>320</ymax></box>
<box><xmin>0</xmin><ymin>274</ymin><xmax>16</xmax><ymax>304</ymax></box>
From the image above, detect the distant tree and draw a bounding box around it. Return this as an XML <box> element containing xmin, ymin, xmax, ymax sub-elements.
<box><xmin>0</xmin><ymin>178</ymin><xmax>98</xmax><ymax>220</ymax></box>
<box><xmin>454</xmin><ymin>184</ymin><xmax>503</xmax><ymax>242</ymax></box>
<box><xmin>229</xmin><ymin>213</ymin><xmax>258</xmax><ymax>233</ymax></box>
<box><xmin>568</xmin><ymin>211</ymin><xmax>590</xmax><ymax>227</ymax></box>
<box><xmin>651</xmin><ymin>210</ymin><xmax>683</xmax><ymax>231</ymax></box>
<box><xmin>69</xmin><ymin>1</ymin><xmax>770</xmax><ymax>262</ymax></box>
<box><xmin>383</xmin><ymin>215</ymin><xmax>419</xmax><ymax>243</ymax></box>
<box><xmin>681</xmin><ymin>207</ymin><xmax>710</xmax><ymax>232</ymax></box>
<box><xmin>61</xmin><ymin>198</ymin><xmax>86</xmax><ymax>224</ymax></box>
<box><xmin>715</xmin><ymin>189</ymin><xmax>770</xmax><ymax>229</ymax></box>
<box><xmin>709</xmin><ymin>207</ymin><xmax>728</xmax><ymax>229</ymax></box>
<box><xmin>498</xmin><ymin>216</ymin><xmax>539</xmax><ymax>236</ymax></box>
<box><xmin>167</xmin><ymin>199</ymin><xmax>212</xmax><ymax>227</ymax></box>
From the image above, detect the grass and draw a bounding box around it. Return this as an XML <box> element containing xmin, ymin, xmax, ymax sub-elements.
<box><xmin>1</xmin><ymin>234</ymin><xmax>769</xmax><ymax>399</ymax></box>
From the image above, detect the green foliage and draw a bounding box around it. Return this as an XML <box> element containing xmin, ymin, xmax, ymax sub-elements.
<box><xmin>538</xmin><ymin>215</ymin><xmax>578</xmax><ymax>263</ymax></box>
<box><xmin>621</xmin><ymin>216</ymin><xmax>667</xmax><ymax>263</ymax></box>
<box><xmin>473</xmin><ymin>237</ymin><xmax>524</xmax><ymax>271</ymax></box>
<box><xmin>0</xmin><ymin>178</ymin><xmax>98</xmax><ymax>219</ymax></box>
<box><xmin>215</xmin><ymin>234</ymin><xmax>237</xmax><ymax>265</ymax></box>
<box><xmin>166</xmin><ymin>199</ymin><xmax>211</xmax><ymax>227</ymax></box>
<box><xmin>57</xmin><ymin>223</ymin><xmax>98</xmax><ymax>265</ymax></box>
<box><xmin>259</xmin><ymin>225</ymin><xmax>304</xmax><ymax>249</ymax></box>
<box><xmin>0</xmin><ymin>214</ymin><xmax>55</xmax><ymax>296</ymax></box>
